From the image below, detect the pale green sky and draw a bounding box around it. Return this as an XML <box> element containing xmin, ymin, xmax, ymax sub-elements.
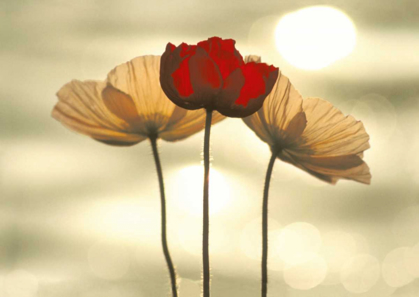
<box><xmin>1</xmin><ymin>1</ymin><xmax>419</xmax><ymax>296</ymax></box>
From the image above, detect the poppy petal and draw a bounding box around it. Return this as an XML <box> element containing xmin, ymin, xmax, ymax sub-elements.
<box><xmin>197</xmin><ymin>37</ymin><xmax>244</xmax><ymax>79</ymax></box>
<box><xmin>160</xmin><ymin>43</ymin><xmax>189</xmax><ymax>107</ymax></box>
<box><xmin>284</xmin><ymin>112</ymin><xmax>307</xmax><ymax>143</ymax></box>
<box><xmin>187</xmin><ymin>47</ymin><xmax>223</xmax><ymax>107</ymax></box>
<box><xmin>161</xmin><ymin>44</ymin><xmax>214</xmax><ymax>110</ymax></box>
<box><xmin>107</xmin><ymin>55</ymin><xmax>176</xmax><ymax>127</ymax></box>
<box><xmin>172</xmin><ymin>44</ymin><xmax>196</xmax><ymax>97</ymax></box>
<box><xmin>282</xmin><ymin>98</ymin><xmax>371</xmax><ymax>184</ymax></box>
<box><xmin>296</xmin><ymin>98</ymin><xmax>370</xmax><ymax>156</ymax></box>
<box><xmin>102</xmin><ymin>85</ymin><xmax>148</xmax><ymax>134</ymax></box>
<box><xmin>214</xmin><ymin>67</ymin><xmax>245</xmax><ymax>115</ymax></box>
<box><xmin>52</xmin><ymin>80</ymin><xmax>145</xmax><ymax>146</ymax></box>
<box><xmin>243</xmin><ymin>71</ymin><xmax>304</xmax><ymax>146</ymax></box>
<box><xmin>280</xmin><ymin>151</ymin><xmax>371</xmax><ymax>184</ymax></box>
<box><xmin>234</xmin><ymin>63</ymin><xmax>269</xmax><ymax>107</ymax></box>
<box><xmin>244</xmin><ymin>55</ymin><xmax>261</xmax><ymax>63</ymax></box>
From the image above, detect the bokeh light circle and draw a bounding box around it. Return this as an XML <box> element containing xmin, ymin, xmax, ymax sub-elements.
<box><xmin>283</xmin><ymin>253</ymin><xmax>328</xmax><ymax>290</ymax></box>
<box><xmin>382</xmin><ymin>247</ymin><xmax>414</xmax><ymax>288</ymax></box>
<box><xmin>320</xmin><ymin>231</ymin><xmax>357</xmax><ymax>285</ymax></box>
<box><xmin>275</xmin><ymin>222</ymin><xmax>322</xmax><ymax>265</ymax></box>
<box><xmin>240</xmin><ymin>217</ymin><xmax>281</xmax><ymax>260</ymax></box>
<box><xmin>340</xmin><ymin>254</ymin><xmax>380</xmax><ymax>293</ymax></box>
<box><xmin>392</xmin><ymin>205</ymin><xmax>419</xmax><ymax>246</ymax></box>
<box><xmin>404</xmin><ymin>242</ymin><xmax>419</xmax><ymax>278</ymax></box>
<box><xmin>351</xmin><ymin>93</ymin><xmax>397</xmax><ymax>144</ymax></box>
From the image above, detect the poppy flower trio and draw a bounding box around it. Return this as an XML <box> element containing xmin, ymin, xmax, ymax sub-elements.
<box><xmin>52</xmin><ymin>37</ymin><xmax>370</xmax><ymax>297</ymax></box>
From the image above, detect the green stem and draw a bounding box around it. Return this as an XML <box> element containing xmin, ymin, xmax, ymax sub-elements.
<box><xmin>203</xmin><ymin>109</ymin><xmax>212</xmax><ymax>297</ymax></box>
<box><xmin>150</xmin><ymin>136</ymin><xmax>178</xmax><ymax>297</ymax></box>
<box><xmin>262</xmin><ymin>151</ymin><xmax>278</xmax><ymax>297</ymax></box>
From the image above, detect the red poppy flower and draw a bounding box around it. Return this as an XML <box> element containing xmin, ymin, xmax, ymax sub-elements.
<box><xmin>160</xmin><ymin>37</ymin><xmax>279</xmax><ymax>117</ymax></box>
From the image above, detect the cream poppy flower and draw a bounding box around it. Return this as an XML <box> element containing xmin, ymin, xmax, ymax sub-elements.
<box><xmin>243</xmin><ymin>56</ymin><xmax>371</xmax><ymax>185</ymax></box>
<box><xmin>52</xmin><ymin>55</ymin><xmax>224</xmax><ymax>145</ymax></box>
<box><xmin>244</xmin><ymin>56</ymin><xmax>370</xmax><ymax>297</ymax></box>
<box><xmin>52</xmin><ymin>55</ymin><xmax>225</xmax><ymax>297</ymax></box>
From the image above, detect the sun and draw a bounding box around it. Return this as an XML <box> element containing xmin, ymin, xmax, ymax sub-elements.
<box><xmin>275</xmin><ymin>6</ymin><xmax>357</xmax><ymax>70</ymax></box>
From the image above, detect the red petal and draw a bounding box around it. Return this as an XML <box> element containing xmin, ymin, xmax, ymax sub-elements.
<box><xmin>168</xmin><ymin>43</ymin><xmax>176</xmax><ymax>52</ymax></box>
<box><xmin>162</xmin><ymin>43</ymin><xmax>222</xmax><ymax>109</ymax></box>
<box><xmin>235</xmin><ymin>62</ymin><xmax>278</xmax><ymax>107</ymax></box>
<box><xmin>189</xmin><ymin>47</ymin><xmax>222</xmax><ymax>91</ymax></box>
<box><xmin>172</xmin><ymin>58</ymin><xmax>194</xmax><ymax>97</ymax></box>
<box><xmin>171</xmin><ymin>44</ymin><xmax>197</xmax><ymax>97</ymax></box>
<box><xmin>197</xmin><ymin>37</ymin><xmax>244</xmax><ymax>79</ymax></box>
<box><xmin>217</xmin><ymin>68</ymin><xmax>245</xmax><ymax>105</ymax></box>
<box><xmin>179</xmin><ymin>43</ymin><xmax>196</xmax><ymax>57</ymax></box>
<box><xmin>160</xmin><ymin>43</ymin><xmax>187</xmax><ymax>107</ymax></box>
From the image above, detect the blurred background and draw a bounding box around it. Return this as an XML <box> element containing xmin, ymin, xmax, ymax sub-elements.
<box><xmin>2</xmin><ymin>0</ymin><xmax>419</xmax><ymax>296</ymax></box>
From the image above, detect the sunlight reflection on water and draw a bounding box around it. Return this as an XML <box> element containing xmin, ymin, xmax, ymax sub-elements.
<box><xmin>84</xmin><ymin>200</ymin><xmax>159</xmax><ymax>244</ymax></box>
<box><xmin>3</xmin><ymin>1</ymin><xmax>419</xmax><ymax>295</ymax></box>
<box><xmin>81</xmin><ymin>286</ymin><xmax>121</xmax><ymax>297</ymax></box>
<box><xmin>3</xmin><ymin>270</ymin><xmax>38</xmax><ymax>297</ymax></box>
<box><xmin>179</xmin><ymin>278</ymin><xmax>200</xmax><ymax>297</ymax></box>
<box><xmin>170</xmin><ymin>166</ymin><xmax>231</xmax><ymax>217</ymax></box>
<box><xmin>88</xmin><ymin>241</ymin><xmax>130</xmax><ymax>280</ymax></box>
<box><xmin>177</xmin><ymin>216</ymin><xmax>237</xmax><ymax>256</ymax></box>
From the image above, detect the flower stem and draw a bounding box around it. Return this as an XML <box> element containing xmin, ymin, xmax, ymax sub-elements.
<box><xmin>262</xmin><ymin>151</ymin><xmax>278</xmax><ymax>297</ymax></box>
<box><xmin>203</xmin><ymin>109</ymin><xmax>212</xmax><ymax>297</ymax></box>
<box><xmin>150</xmin><ymin>136</ymin><xmax>178</xmax><ymax>297</ymax></box>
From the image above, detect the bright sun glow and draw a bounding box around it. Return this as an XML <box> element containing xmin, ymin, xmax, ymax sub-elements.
<box><xmin>171</xmin><ymin>166</ymin><xmax>231</xmax><ymax>216</ymax></box>
<box><xmin>275</xmin><ymin>6</ymin><xmax>356</xmax><ymax>70</ymax></box>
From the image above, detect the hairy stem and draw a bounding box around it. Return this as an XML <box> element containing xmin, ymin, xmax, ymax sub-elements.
<box><xmin>262</xmin><ymin>151</ymin><xmax>278</xmax><ymax>297</ymax></box>
<box><xmin>150</xmin><ymin>136</ymin><xmax>178</xmax><ymax>297</ymax></box>
<box><xmin>203</xmin><ymin>109</ymin><xmax>212</xmax><ymax>297</ymax></box>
